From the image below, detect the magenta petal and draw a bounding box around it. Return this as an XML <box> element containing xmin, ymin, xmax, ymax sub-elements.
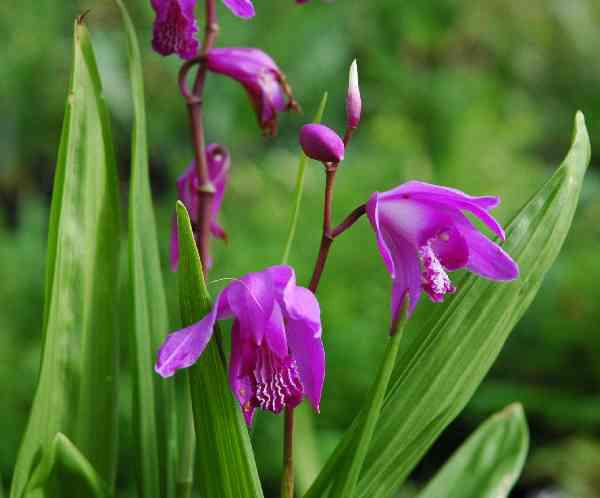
<box><xmin>366</xmin><ymin>192</ymin><xmax>396</xmax><ymax>277</ymax></box>
<box><xmin>384</xmin><ymin>231</ymin><xmax>422</xmax><ymax>318</ymax></box>
<box><xmin>265</xmin><ymin>304</ymin><xmax>288</xmax><ymax>359</ymax></box>
<box><xmin>155</xmin><ymin>312</ymin><xmax>216</xmax><ymax>377</ymax></box>
<box><xmin>388</xmin><ymin>181</ymin><xmax>505</xmax><ymax>240</ymax></box>
<box><xmin>206</xmin><ymin>144</ymin><xmax>231</xmax><ymax>241</ymax></box>
<box><xmin>459</xmin><ymin>224</ymin><xmax>519</xmax><ymax>280</ymax></box>
<box><xmin>286</xmin><ymin>318</ymin><xmax>325</xmax><ymax>412</ymax></box>
<box><xmin>227</xmin><ymin>271</ymin><xmax>276</xmax><ymax>343</ymax></box>
<box><xmin>283</xmin><ymin>286</ymin><xmax>321</xmax><ymax>335</ymax></box>
<box><xmin>429</xmin><ymin>224</ymin><xmax>469</xmax><ymax>271</ymax></box>
<box><xmin>229</xmin><ymin>322</ymin><xmax>257</xmax><ymax>426</ymax></box>
<box><xmin>222</xmin><ymin>0</ymin><xmax>255</xmax><ymax>18</ymax></box>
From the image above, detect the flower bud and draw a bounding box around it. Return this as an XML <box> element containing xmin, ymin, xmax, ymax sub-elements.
<box><xmin>346</xmin><ymin>59</ymin><xmax>362</xmax><ymax>130</ymax></box>
<box><xmin>300</xmin><ymin>124</ymin><xmax>345</xmax><ymax>163</ymax></box>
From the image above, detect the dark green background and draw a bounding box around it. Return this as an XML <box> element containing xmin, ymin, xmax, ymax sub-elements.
<box><xmin>1</xmin><ymin>0</ymin><xmax>599</xmax><ymax>496</ymax></box>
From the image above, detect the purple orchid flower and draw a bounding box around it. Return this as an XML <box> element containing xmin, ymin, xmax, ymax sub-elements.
<box><xmin>151</xmin><ymin>0</ymin><xmax>199</xmax><ymax>60</ymax></box>
<box><xmin>366</xmin><ymin>181</ymin><xmax>519</xmax><ymax>323</ymax></box>
<box><xmin>206</xmin><ymin>48</ymin><xmax>298</xmax><ymax>135</ymax></box>
<box><xmin>170</xmin><ymin>144</ymin><xmax>230</xmax><ymax>271</ymax></box>
<box><xmin>155</xmin><ymin>265</ymin><xmax>325</xmax><ymax>425</ymax></box>
<box><xmin>223</xmin><ymin>0</ymin><xmax>311</xmax><ymax>19</ymax></box>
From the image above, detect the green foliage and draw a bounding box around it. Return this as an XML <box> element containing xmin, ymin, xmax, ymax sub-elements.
<box><xmin>175</xmin><ymin>202</ymin><xmax>264</xmax><ymax>498</ymax></box>
<box><xmin>25</xmin><ymin>433</ymin><xmax>109</xmax><ymax>498</ymax></box>
<box><xmin>306</xmin><ymin>112</ymin><xmax>590</xmax><ymax>498</ymax></box>
<box><xmin>10</xmin><ymin>19</ymin><xmax>121</xmax><ymax>497</ymax></box>
<box><xmin>115</xmin><ymin>1</ymin><xmax>177</xmax><ymax>497</ymax></box>
<box><xmin>417</xmin><ymin>404</ymin><xmax>528</xmax><ymax>498</ymax></box>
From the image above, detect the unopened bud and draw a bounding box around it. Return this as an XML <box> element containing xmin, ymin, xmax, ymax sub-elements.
<box><xmin>346</xmin><ymin>59</ymin><xmax>362</xmax><ymax>130</ymax></box>
<box><xmin>300</xmin><ymin>124</ymin><xmax>345</xmax><ymax>163</ymax></box>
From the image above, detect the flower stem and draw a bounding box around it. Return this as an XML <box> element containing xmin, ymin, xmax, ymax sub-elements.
<box><xmin>178</xmin><ymin>0</ymin><xmax>219</xmax><ymax>271</ymax></box>
<box><xmin>281</xmin><ymin>407</ymin><xmax>295</xmax><ymax>498</ymax></box>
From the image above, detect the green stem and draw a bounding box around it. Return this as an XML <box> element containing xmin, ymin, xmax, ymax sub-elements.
<box><xmin>329</xmin><ymin>298</ymin><xmax>409</xmax><ymax>498</ymax></box>
<box><xmin>281</xmin><ymin>92</ymin><xmax>328</xmax><ymax>265</ymax></box>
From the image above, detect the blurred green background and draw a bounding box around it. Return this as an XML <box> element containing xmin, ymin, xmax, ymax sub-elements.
<box><xmin>1</xmin><ymin>0</ymin><xmax>600</xmax><ymax>496</ymax></box>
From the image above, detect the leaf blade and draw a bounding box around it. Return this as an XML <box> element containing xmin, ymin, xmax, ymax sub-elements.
<box><xmin>114</xmin><ymin>1</ymin><xmax>178</xmax><ymax>497</ymax></box>
<box><xmin>175</xmin><ymin>202</ymin><xmax>264</xmax><ymax>498</ymax></box>
<box><xmin>11</xmin><ymin>19</ymin><xmax>121</xmax><ymax>498</ymax></box>
<box><xmin>416</xmin><ymin>404</ymin><xmax>528</xmax><ymax>498</ymax></box>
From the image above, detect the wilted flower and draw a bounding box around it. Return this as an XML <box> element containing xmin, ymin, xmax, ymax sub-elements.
<box><xmin>155</xmin><ymin>265</ymin><xmax>325</xmax><ymax>425</ymax></box>
<box><xmin>170</xmin><ymin>144</ymin><xmax>230</xmax><ymax>271</ymax></box>
<box><xmin>206</xmin><ymin>48</ymin><xmax>298</xmax><ymax>135</ymax></box>
<box><xmin>151</xmin><ymin>0</ymin><xmax>199</xmax><ymax>60</ymax></box>
<box><xmin>346</xmin><ymin>60</ymin><xmax>362</xmax><ymax>130</ymax></box>
<box><xmin>300</xmin><ymin>124</ymin><xmax>345</xmax><ymax>163</ymax></box>
<box><xmin>366</xmin><ymin>181</ymin><xmax>519</xmax><ymax>323</ymax></box>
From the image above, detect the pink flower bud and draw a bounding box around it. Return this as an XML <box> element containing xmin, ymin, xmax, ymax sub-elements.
<box><xmin>300</xmin><ymin>124</ymin><xmax>345</xmax><ymax>163</ymax></box>
<box><xmin>346</xmin><ymin>60</ymin><xmax>362</xmax><ymax>130</ymax></box>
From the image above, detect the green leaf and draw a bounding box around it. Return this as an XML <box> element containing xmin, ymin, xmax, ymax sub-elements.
<box><xmin>10</xmin><ymin>18</ymin><xmax>121</xmax><ymax>498</ymax></box>
<box><xmin>306</xmin><ymin>111</ymin><xmax>591</xmax><ymax>498</ymax></box>
<box><xmin>416</xmin><ymin>404</ymin><xmax>528</xmax><ymax>498</ymax></box>
<box><xmin>114</xmin><ymin>1</ymin><xmax>177</xmax><ymax>497</ymax></box>
<box><xmin>26</xmin><ymin>433</ymin><xmax>110</xmax><ymax>498</ymax></box>
<box><xmin>329</xmin><ymin>299</ymin><xmax>409</xmax><ymax>498</ymax></box>
<box><xmin>175</xmin><ymin>202</ymin><xmax>264</xmax><ymax>498</ymax></box>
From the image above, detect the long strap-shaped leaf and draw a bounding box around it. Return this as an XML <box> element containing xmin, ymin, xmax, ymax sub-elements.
<box><xmin>305</xmin><ymin>112</ymin><xmax>590</xmax><ymax>498</ymax></box>
<box><xmin>10</xmin><ymin>19</ymin><xmax>121</xmax><ymax>498</ymax></box>
<box><xmin>114</xmin><ymin>1</ymin><xmax>178</xmax><ymax>497</ymax></box>
<box><xmin>176</xmin><ymin>202</ymin><xmax>265</xmax><ymax>498</ymax></box>
<box><xmin>416</xmin><ymin>404</ymin><xmax>529</xmax><ymax>498</ymax></box>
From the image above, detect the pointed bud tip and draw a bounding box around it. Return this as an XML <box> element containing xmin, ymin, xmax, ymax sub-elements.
<box><xmin>346</xmin><ymin>59</ymin><xmax>362</xmax><ymax>130</ymax></box>
<box><xmin>300</xmin><ymin>124</ymin><xmax>345</xmax><ymax>164</ymax></box>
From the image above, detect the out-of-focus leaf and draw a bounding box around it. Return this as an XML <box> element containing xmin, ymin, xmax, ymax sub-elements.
<box><xmin>10</xmin><ymin>18</ymin><xmax>121</xmax><ymax>498</ymax></box>
<box><xmin>417</xmin><ymin>404</ymin><xmax>528</xmax><ymax>498</ymax></box>
<box><xmin>306</xmin><ymin>112</ymin><xmax>591</xmax><ymax>498</ymax></box>
<box><xmin>114</xmin><ymin>1</ymin><xmax>177</xmax><ymax>497</ymax></box>
<box><xmin>26</xmin><ymin>433</ymin><xmax>109</xmax><ymax>498</ymax></box>
<box><xmin>175</xmin><ymin>202</ymin><xmax>264</xmax><ymax>498</ymax></box>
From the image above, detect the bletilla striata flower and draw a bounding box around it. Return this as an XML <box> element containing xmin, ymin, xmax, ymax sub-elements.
<box><xmin>151</xmin><ymin>0</ymin><xmax>199</xmax><ymax>60</ymax></box>
<box><xmin>206</xmin><ymin>48</ymin><xmax>298</xmax><ymax>135</ymax></box>
<box><xmin>155</xmin><ymin>266</ymin><xmax>325</xmax><ymax>425</ymax></box>
<box><xmin>223</xmin><ymin>0</ymin><xmax>311</xmax><ymax>19</ymax></box>
<box><xmin>170</xmin><ymin>144</ymin><xmax>230</xmax><ymax>271</ymax></box>
<box><xmin>367</xmin><ymin>181</ymin><xmax>519</xmax><ymax>323</ymax></box>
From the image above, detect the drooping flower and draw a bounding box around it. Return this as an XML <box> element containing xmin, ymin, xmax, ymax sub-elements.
<box><xmin>206</xmin><ymin>48</ymin><xmax>298</xmax><ymax>135</ymax></box>
<box><xmin>151</xmin><ymin>0</ymin><xmax>199</xmax><ymax>60</ymax></box>
<box><xmin>170</xmin><ymin>144</ymin><xmax>230</xmax><ymax>271</ymax></box>
<box><xmin>155</xmin><ymin>265</ymin><xmax>325</xmax><ymax>425</ymax></box>
<box><xmin>300</xmin><ymin>124</ymin><xmax>345</xmax><ymax>163</ymax></box>
<box><xmin>346</xmin><ymin>59</ymin><xmax>362</xmax><ymax>130</ymax></box>
<box><xmin>366</xmin><ymin>181</ymin><xmax>519</xmax><ymax>323</ymax></box>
